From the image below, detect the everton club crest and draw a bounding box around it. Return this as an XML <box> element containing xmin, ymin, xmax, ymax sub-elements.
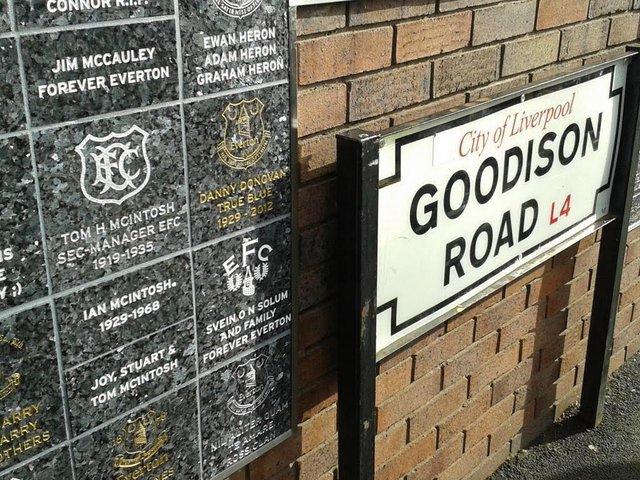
<box><xmin>217</xmin><ymin>98</ymin><xmax>271</xmax><ymax>170</ymax></box>
<box><xmin>113</xmin><ymin>410</ymin><xmax>169</xmax><ymax>469</ymax></box>
<box><xmin>227</xmin><ymin>354</ymin><xmax>277</xmax><ymax>416</ymax></box>
<box><xmin>0</xmin><ymin>334</ymin><xmax>24</xmax><ymax>402</ymax></box>
<box><xmin>212</xmin><ymin>0</ymin><xmax>263</xmax><ymax>18</ymax></box>
<box><xmin>76</xmin><ymin>125</ymin><xmax>151</xmax><ymax>206</ymax></box>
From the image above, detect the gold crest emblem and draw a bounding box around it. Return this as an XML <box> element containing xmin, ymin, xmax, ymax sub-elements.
<box><xmin>113</xmin><ymin>411</ymin><xmax>169</xmax><ymax>469</ymax></box>
<box><xmin>217</xmin><ymin>98</ymin><xmax>271</xmax><ymax>170</ymax></box>
<box><xmin>0</xmin><ymin>334</ymin><xmax>24</xmax><ymax>402</ymax></box>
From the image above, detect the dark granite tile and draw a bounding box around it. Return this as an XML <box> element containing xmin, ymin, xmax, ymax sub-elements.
<box><xmin>185</xmin><ymin>85</ymin><xmax>290</xmax><ymax>246</ymax></box>
<box><xmin>0</xmin><ymin>0</ymin><xmax>10</xmax><ymax>32</ymax></box>
<box><xmin>0</xmin><ymin>136</ymin><xmax>48</xmax><ymax>313</ymax></box>
<box><xmin>73</xmin><ymin>384</ymin><xmax>199</xmax><ymax>480</ymax></box>
<box><xmin>33</xmin><ymin>107</ymin><xmax>188</xmax><ymax>291</ymax></box>
<box><xmin>200</xmin><ymin>335</ymin><xmax>291</xmax><ymax>477</ymax></box>
<box><xmin>0</xmin><ymin>39</ymin><xmax>26</xmax><ymax>133</ymax></box>
<box><xmin>194</xmin><ymin>219</ymin><xmax>291</xmax><ymax>370</ymax></box>
<box><xmin>55</xmin><ymin>254</ymin><xmax>193</xmax><ymax>368</ymax></box>
<box><xmin>21</xmin><ymin>21</ymin><xmax>179</xmax><ymax>126</ymax></box>
<box><xmin>179</xmin><ymin>0</ymin><xmax>288</xmax><ymax>97</ymax></box>
<box><xmin>65</xmin><ymin>319</ymin><xmax>195</xmax><ymax>435</ymax></box>
<box><xmin>15</xmin><ymin>0</ymin><xmax>173</xmax><ymax>29</ymax></box>
<box><xmin>0</xmin><ymin>305</ymin><xmax>65</xmax><ymax>472</ymax></box>
<box><xmin>0</xmin><ymin>446</ymin><xmax>73</xmax><ymax>479</ymax></box>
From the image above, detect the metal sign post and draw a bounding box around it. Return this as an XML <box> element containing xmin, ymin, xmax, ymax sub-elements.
<box><xmin>580</xmin><ymin>46</ymin><xmax>640</xmax><ymax>428</ymax></box>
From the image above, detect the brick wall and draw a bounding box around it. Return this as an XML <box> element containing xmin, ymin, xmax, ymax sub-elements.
<box><xmin>230</xmin><ymin>1</ymin><xmax>640</xmax><ymax>479</ymax></box>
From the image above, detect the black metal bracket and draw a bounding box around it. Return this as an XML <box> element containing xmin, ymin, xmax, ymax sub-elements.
<box><xmin>336</xmin><ymin>129</ymin><xmax>380</xmax><ymax>480</ymax></box>
<box><xmin>580</xmin><ymin>46</ymin><xmax>640</xmax><ymax>428</ymax></box>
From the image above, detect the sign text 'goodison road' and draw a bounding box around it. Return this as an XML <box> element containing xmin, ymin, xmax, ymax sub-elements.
<box><xmin>376</xmin><ymin>63</ymin><xmax>626</xmax><ymax>355</ymax></box>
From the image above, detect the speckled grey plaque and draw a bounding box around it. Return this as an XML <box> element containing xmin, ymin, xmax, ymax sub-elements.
<box><xmin>0</xmin><ymin>136</ymin><xmax>48</xmax><ymax>312</ymax></box>
<box><xmin>72</xmin><ymin>384</ymin><xmax>199</xmax><ymax>480</ymax></box>
<box><xmin>185</xmin><ymin>84</ymin><xmax>291</xmax><ymax>246</ymax></box>
<box><xmin>15</xmin><ymin>0</ymin><xmax>173</xmax><ymax>29</ymax></box>
<box><xmin>0</xmin><ymin>39</ymin><xmax>26</xmax><ymax>134</ymax></box>
<box><xmin>0</xmin><ymin>305</ymin><xmax>65</xmax><ymax>471</ymax></box>
<box><xmin>21</xmin><ymin>21</ymin><xmax>179</xmax><ymax>126</ymax></box>
<box><xmin>0</xmin><ymin>0</ymin><xmax>9</xmax><ymax>32</ymax></box>
<box><xmin>65</xmin><ymin>319</ymin><xmax>196</xmax><ymax>435</ymax></box>
<box><xmin>0</xmin><ymin>0</ymin><xmax>293</xmax><ymax>477</ymax></box>
<box><xmin>179</xmin><ymin>0</ymin><xmax>288</xmax><ymax>98</ymax></box>
<box><xmin>56</xmin><ymin>254</ymin><xmax>193</xmax><ymax>367</ymax></box>
<box><xmin>194</xmin><ymin>219</ymin><xmax>291</xmax><ymax>370</ymax></box>
<box><xmin>0</xmin><ymin>446</ymin><xmax>73</xmax><ymax>479</ymax></box>
<box><xmin>34</xmin><ymin>107</ymin><xmax>188</xmax><ymax>291</ymax></box>
<box><xmin>200</xmin><ymin>334</ymin><xmax>290</xmax><ymax>477</ymax></box>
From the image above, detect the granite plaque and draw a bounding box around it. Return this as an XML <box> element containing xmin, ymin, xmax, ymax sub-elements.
<box><xmin>22</xmin><ymin>22</ymin><xmax>179</xmax><ymax>125</ymax></box>
<box><xmin>0</xmin><ymin>136</ymin><xmax>47</xmax><ymax>311</ymax></box>
<box><xmin>186</xmin><ymin>84</ymin><xmax>291</xmax><ymax>246</ymax></box>
<box><xmin>0</xmin><ymin>446</ymin><xmax>73</xmax><ymax>479</ymax></box>
<box><xmin>34</xmin><ymin>107</ymin><xmax>188</xmax><ymax>291</ymax></box>
<box><xmin>195</xmin><ymin>219</ymin><xmax>291</xmax><ymax>370</ymax></box>
<box><xmin>200</xmin><ymin>334</ymin><xmax>291</xmax><ymax>478</ymax></box>
<box><xmin>72</xmin><ymin>385</ymin><xmax>199</xmax><ymax>480</ymax></box>
<box><xmin>179</xmin><ymin>0</ymin><xmax>288</xmax><ymax>97</ymax></box>
<box><xmin>0</xmin><ymin>306</ymin><xmax>65</xmax><ymax>471</ymax></box>
<box><xmin>0</xmin><ymin>0</ymin><xmax>293</xmax><ymax>477</ymax></box>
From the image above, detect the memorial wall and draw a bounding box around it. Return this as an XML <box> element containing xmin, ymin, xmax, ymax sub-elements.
<box><xmin>0</xmin><ymin>0</ymin><xmax>293</xmax><ymax>478</ymax></box>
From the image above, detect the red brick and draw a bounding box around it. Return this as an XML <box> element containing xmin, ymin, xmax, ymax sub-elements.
<box><xmin>621</xmin><ymin>257</ymin><xmax>640</xmax><ymax>291</ymax></box>
<box><xmin>589</xmin><ymin>0</ymin><xmax>632</xmax><ymax>18</ymax></box>
<box><xmin>439</xmin><ymin>0</ymin><xmax>495</xmax><ymax>11</ymax></box>
<box><xmin>297</xmin><ymin>437</ymin><xmax>338</xmax><ymax>480</ymax></box>
<box><xmin>565</xmin><ymin>290</ymin><xmax>593</xmax><ymax>326</ymax></box>
<box><xmin>298</xmin><ymin>84</ymin><xmax>346</xmax><ymax>137</ymax></box>
<box><xmin>502</xmin><ymin>32</ymin><xmax>560</xmax><ymax>76</ymax></box>
<box><xmin>391</xmin><ymin>94</ymin><xmax>466</xmax><ymax>126</ymax></box>
<box><xmin>529</xmin><ymin>59</ymin><xmax>583</xmax><ymax>82</ymax></box>
<box><xmin>504</xmin><ymin>263</ymin><xmax>549</xmax><ymax>300</ymax></box>
<box><xmin>299</xmin><ymin>376</ymin><xmax>336</xmax><ymax>422</ymax></box>
<box><xmin>406</xmin><ymin>433</ymin><xmax>464</xmax><ymax>480</ymax></box>
<box><xmin>472</xmin><ymin>0</ymin><xmax>536</xmax><ymax>45</ymax></box>
<box><xmin>574</xmin><ymin>243</ymin><xmax>599</xmax><ymax>276</ymax></box>
<box><xmin>375</xmin><ymin>429</ymin><xmax>437</xmax><ymax>480</ymax></box>
<box><xmin>582</xmin><ymin>46</ymin><xmax>627</xmax><ymax>67</ymax></box>
<box><xmin>628</xmin><ymin>334</ymin><xmax>640</xmax><ymax>357</ymax></box>
<box><xmin>619</xmin><ymin>278</ymin><xmax>640</xmax><ymax>310</ymax></box>
<box><xmin>439</xmin><ymin>385</ymin><xmax>492</xmax><ymax>444</ymax></box>
<box><xmin>349</xmin><ymin>0</ymin><xmax>435</xmax><ymax>26</ymax></box>
<box><xmin>298</xmin><ymin>301</ymin><xmax>336</xmax><ymax>350</ymax></box>
<box><xmin>249</xmin><ymin>435</ymin><xmax>300</xmax><ymax>480</ymax></box>
<box><xmin>492</xmin><ymin>358</ymin><xmax>535</xmax><ymax>406</ymax></box>
<box><xmin>297</xmin><ymin>3</ymin><xmax>346</xmax><ymax>36</ymax></box>
<box><xmin>377</xmin><ymin>367</ymin><xmax>441</xmax><ymax>432</ymax></box>
<box><xmin>554</xmin><ymin>383</ymin><xmax>581</xmax><ymax>420</ymax></box>
<box><xmin>498</xmin><ymin>304</ymin><xmax>544</xmax><ymax>353</ymax></box>
<box><xmin>627</xmin><ymin>238</ymin><xmax>640</xmax><ymax>264</ymax></box>
<box><xmin>349</xmin><ymin>63</ymin><xmax>430</xmax><ymax>121</ymax></box>
<box><xmin>466</xmin><ymin>394</ymin><xmax>514</xmax><ymax>449</ymax></box>
<box><xmin>470</xmin><ymin>341</ymin><xmax>520</xmax><ymax>396</ymax></box>
<box><xmin>432</xmin><ymin>46</ymin><xmax>499</xmax><ymax>97</ymax></box>
<box><xmin>438</xmin><ymin>435</ymin><xmax>489</xmax><ymax>480</ymax></box>
<box><xmin>467</xmin><ymin>75</ymin><xmax>528</xmax><ymax>102</ymax></box>
<box><xmin>609</xmin><ymin>345</ymin><xmax>627</xmax><ymax>374</ymax></box>
<box><xmin>395</xmin><ymin>12</ymin><xmax>471</xmax><ymax>63</ymax></box>
<box><xmin>538</xmin><ymin>258</ymin><xmax>575</xmax><ymax>297</ymax></box>
<box><xmin>547</xmin><ymin>270</ymin><xmax>591</xmax><ymax>317</ymax></box>
<box><xmin>559</xmin><ymin>19</ymin><xmax>610</xmax><ymax>60</ymax></box>
<box><xmin>378</xmin><ymin>323</ymin><xmax>446</xmax><ymax>374</ymax></box>
<box><xmin>614</xmin><ymin>303</ymin><xmax>634</xmax><ymax>337</ymax></box>
<box><xmin>490</xmin><ymin>409</ymin><xmax>525</xmax><ymax>455</ymax></box>
<box><xmin>609</xmin><ymin>13</ymin><xmax>640</xmax><ymax>45</ymax></box>
<box><xmin>298</xmin><ymin>178</ymin><xmax>336</xmax><ymax>230</ymax></box>
<box><xmin>227</xmin><ymin>467</ymin><xmax>247</xmax><ymax>480</ymax></box>
<box><xmin>537</xmin><ymin>0</ymin><xmax>588</xmax><ymax>29</ymax></box>
<box><xmin>413</xmin><ymin>319</ymin><xmax>474</xmax><ymax>378</ymax></box>
<box><xmin>560</xmin><ymin>338</ymin><xmax>588</xmax><ymax>376</ymax></box>
<box><xmin>443</xmin><ymin>332</ymin><xmax>499</xmax><ymax>389</ymax></box>
<box><xmin>299</xmin><ymin>262</ymin><xmax>337</xmax><ymax>311</ymax></box>
<box><xmin>475</xmin><ymin>289</ymin><xmax>528</xmax><ymax>341</ymax></box>
<box><xmin>297</xmin><ymin>27</ymin><xmax>392</xmax><ymax>85</ymax></box>
<box><xmin>375</xmin><ymin>421</ymin><xmax>408</xmax><ymax>468</ymax></box>
<box><xmin>376</xmin><ymin>357</ymin><xmax>413</xmax><ymax>405</ymax></box>
<box><xmin>300</xmin><ymin>405</ymin><xmax>337</xmax><ymax>454</ymax></box>
<box><xmin>299</xmin><ymin>339</ymin><xmax>337</xmax><ymax>387</ymax></box>
<box><xmin>467</xmin><ymin>442</ymin><xmax>511</xmax><ymax>480</ymax></box>
<box><xmin>409</xmin><ymin>378</ymin><xmax>467</xmax><ymax>441</ymax></box>
<box><xmin>300</xmin><ymin>221</ymin><xmax>336</xmax><ymax>269</ymax></box>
